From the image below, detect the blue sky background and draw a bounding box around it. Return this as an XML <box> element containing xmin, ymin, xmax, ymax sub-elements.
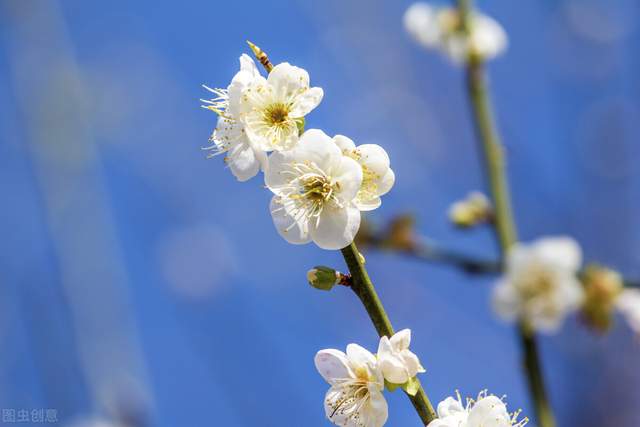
<box><xmin>1</xmin><ymin>0</ymin><xmax>640</xmax><ymax>426</ymax></box>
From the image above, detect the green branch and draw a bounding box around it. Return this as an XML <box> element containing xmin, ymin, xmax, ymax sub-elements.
<box><xmin>247</xmin><ymin>41</ymin><xmax>437</xmax><ymax>426</ymax></box>
<box><xmin>341</xmin><ymin>243</ymin><xmax>437</xmax><ymax>425</ymax></box>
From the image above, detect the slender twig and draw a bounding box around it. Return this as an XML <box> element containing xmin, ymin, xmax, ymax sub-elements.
<box><xmin>248</xmin><ymin>42</ymin><xmax>437</xmax><ymax>426</ymax></box>
<box><xmin>342</xmin><ymin>243</ymin><xmax>437</xmax><ymax>425</ymax></box>
<box><xmin>454</xmin><ymin>2</ymin><xmax>556</xmax><ymax>427</ymax></box>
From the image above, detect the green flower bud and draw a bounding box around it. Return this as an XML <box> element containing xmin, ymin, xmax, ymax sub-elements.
<box><xmin>307</xmin><ymin>266</ymin><xmax>339</xmax><ymax>291</ymax></box>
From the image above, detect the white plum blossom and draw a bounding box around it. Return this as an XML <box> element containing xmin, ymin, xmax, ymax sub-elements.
<box><xmin>376</xmin><ymin>329</ymin><xmax>425</xmax><ymax>385</ymax></box>
<box><xmin>616</xmin><ymin>288</ymin><xmax>640</xmax><ymax>335</ymax></box>
<box><xmin>266</xmin><ymin>129</ymin><xmax>363</xmax><ymax>250</ymax></box>
<box><xmin>315</xmin><ymin>344</ymin><xmax>388</xmax><ymax>427</ymax></box>
<box><xmin>428</xmin><ymin>391</ymin><xmax>527</xmax><ymax>427</ymax></box>
<box><xmin>333</xmin><ymin>135</ymin><xmax>395</xmax><ymax>212</ymax></box>
<box><xmin>404</xmin><ymin>3</ymin><xmax>508</xmax><ymax>63</ymax></box>
<box><xmin>239</xmin><ymin>62</ymin><xmax>323</xmax><ymax>152</ymax></box>
<box><xmin>202</xmin><ymin>54</ymin><xmax>267</xmax><ymax>181</ymax></box>
<box><xmin>492</xmin><ymin>237</ymin><xmax>584</xmax><ymax>333</ymax></box>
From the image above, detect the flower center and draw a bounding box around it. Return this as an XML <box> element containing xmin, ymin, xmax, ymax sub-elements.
<box><xmin>264</xmin><ymin>102</ymin><xmax>290</xmax><ymax>126</ymax></box>
<box><xmin>274</xmin><ymin>161</ymin><xmax>342</xmax><ymax>230</ymax></box>
<box><xmin>517</xmin><ymin>264</ymin><xmax>556</xmax><ymax>301</ymax></box>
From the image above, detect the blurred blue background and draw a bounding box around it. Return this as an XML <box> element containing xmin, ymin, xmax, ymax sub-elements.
<box><xmin>1</xmin><ymin>0</ymin><xmax>639</xmax><ymax>426</ymax></box>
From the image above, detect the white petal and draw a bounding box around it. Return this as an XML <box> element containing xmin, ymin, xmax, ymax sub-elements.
<box><xmin>492</xmin><ymin>280</ymin><xmax>520</xmax><ymax>321</ymax></box>
<box><xmin>333</xmin><ymin>134</ymin><xmax>356</xmax><ymax>152</ymax></box>
<box><xmin>361</xmin><ymin>389</ymin><xmax>389</xmax><ymax>427</ymax></box>
<box><xmin>616</xmin><ymin>289</ymin><xmax>640</xmax><ymax>334</ymax></box>
<box><xmin>404</xmin><ymin>3</ymin><xmax>440</xmax><ymax>48</ymax></box>
<box><xmin>315</xmin><ymin>349</ymin><xmax>354</xmax><ymax>384</ymax></box>
<box><xmin>332</xmin><ymin>156</ymin><xmax>363</xmax><ymax>203</ymax></box>
<box><xmin>355</xmin><ymin>197</ymin><xmax>382</xmax><ymax>212</ymax></box>
<box><xmin>357</xmin><ymin>144</ymin><xmax>390</xmax><ymax>176</ymax></box>
<box><xmin>239</xmin><ymin>53</ymin><xmax>259</xmax><ymax>76</ymax></box>
<box><xmin>269</xmin><ymin>197</ymin><xmax>311</xmax><ymax>245</ymax></box>
<box><xmin>212</xmin><ymin>117</ymin><xmax>242</xmax><ymax>147</ymax></box>
<box><xmin>290</xmin><ymin>87</ymin><xmax>323</xmax><ymax>117</ymax></box>
<box><xmin>376</xmin><ymin>335</ymin><xmax>394</xmax><ymax>359</ymax></box>
<box><xmin>436</xmin><ymin>396</ymin><xmax>465</xmax><ymax>419</ymax></box>
<box><xmin>264</xmin><ymin>150</ymin><xmax>296</xmax><ymax>190</ymax></box>
<box><xmin>227</xmin><ymin>140</ymin><xmax>263</xmax><ymax>182</ymax></box>
<box><xmin>377</xmin><ymin>168</ymin><xmax>395</xmax><ymax>197</ymax></box>
<box><xmin>533</xmin><ymin>236</ymin><xmax>582</xmax><ymax>272</ymax></box>
<box><xmin>471</xmin><ymin>14</ymin><xmax>508</xmax><ymax>59</ymax></box>
<box><xmin>267</xmin><ymin>62</ymin><xmax>310</xmax><ymax>101</ymax></box>
<box><xmin>311</xmin><ymin>205</ymin><xmax>361</xmax><ymax>250</ymax></box>
<box><xmin>380</xmin><ymin>353</ymin><xmax>409</xmax><ymax>384</ymax></box>
<box><xmin>390</xmin><ymin>329</ymin><xmax>411</xmax><ymax>351</ymax></box>
<box><xmin>467</xmin><ymin>395</ymin><xmax>511</xmax><ymax>427</ymax></box>
<box><xmin>400</xmin><ymin>350</ymin><xmax>425</xmax><ymax>377</ymax></box>
<box><xmin>346</xmin><ymin>343</ymin><xmax>377</xmax><ymax>369</ymax></box>
<box><xmin>297</xmin><ymin>129</ymin><xmax>343</xmax><ymax>171</ymax></box>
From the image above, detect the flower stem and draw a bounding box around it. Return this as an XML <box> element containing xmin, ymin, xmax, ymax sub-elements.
<box><xmin>455</xmin><ymin>2</ymin><xmax>556</xmax><ymax>427</ymax></box>
<box><xmin>341</xmin><ymin>242</ymin><xmax>437</xmax><ymax>425</ymax></box>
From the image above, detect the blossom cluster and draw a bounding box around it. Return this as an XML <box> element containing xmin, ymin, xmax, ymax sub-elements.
<box><xmin>203</xmin><ymin>54</ymin><xmax>394</xmax><ymax>250</ymax></box>
<box><xmin>314</xmin><ymin>329</ymin><xmax>425</xmax><ymax>427</ymax></box>
<box><xmin>492</xmin><ymin>236</ymin><xmax>640</xmax><ymax>335</ymax></box>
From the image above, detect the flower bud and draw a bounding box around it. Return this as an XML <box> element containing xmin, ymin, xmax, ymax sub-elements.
<box><xmin>580</xmin><ymin>265</ymin><xmax>624</xmax><ymax>332</ymax></box>
<box><xmin>449</xmin><ymin>191</ymin><xmax>492</xmax><ymax>228</ymax></box>
<box><xmin>307</xmin><ymin>266</ymin><xmax>339</xmax><ymax>291</ymax></box>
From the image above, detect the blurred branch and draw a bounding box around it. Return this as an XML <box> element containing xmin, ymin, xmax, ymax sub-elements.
<box><xmin>456</xmin><ymin>1</ymin><xmax>555</xmax><ymax>427</ymax></box>
<box><xmin>356</xmin><ymin>215</ymin><xmax>501</xmax><ymax>275</ymax></box>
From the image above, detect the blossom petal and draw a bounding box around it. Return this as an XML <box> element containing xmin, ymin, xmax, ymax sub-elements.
<box><xmin>239</xmin><ymin>53</ymin><xmax>259</xmax><ymax>76</ymax></box>
<box><xmin>333</xmin><ymin>134</ymin><xmax>356</xmax><ymax>152</ymax></box>
<box><xmin>361</xmin><ymin>389</ymin><xmax>389</xmax><ymax>427</ymax></box>
<box><xmin>332</xmin><ymin>156</ymin><xmax>363</xmax><ymax>204</ymax></box>
<box><xmin>290</xmin><ymin>87</ymin><xmax>323</xmax><ymax>117</ymax></box>
<box><xmin>315</xmin><ymin>349</ymin><xmax>353</xmax><ymax>384</ymax></box>
<box><xmin>264</xmin><ymin>150</ymin><xmax>296</xmax><ymax>191</ymax></box>
<box><xmin>227</xmin><ymin>140</ymin><xmax>264</xmax><ymax>182</ymax></box>
<box><xmin>267</xmin><ymin>62</ymin><xmax>310</xmax><ymax>101</ymax></box>
<box><xmin>355</xmin><ymin>197</ymin><xmax>382</xmax><ymax>212</ymax></box>
<box><xmin>492</xmin><ymin>280</ymin><xmax>520</xmax><ymax>321</ymax></box>
<box><xmin>269</xmin><ymin>197</ymin><xmax>311</xmax><ymax>245</ymax></box>
<box><xmin>436</xmin><ymin>396</ymin><xmax>465</xmax><ymax>419</ymax></box>
<box><xmin>346</xmin><ymin>343</ymin><xmax>377</xmax><ymax>368</ymax></box>
<box><xmin>377</xmin><ymin>168</ymin><xmax>396</xmax><ymax>197</ymax></box>
<box><xmin>400</xmin><ymin>350</ymin><xmax>425</xmax><ymax>376</ymax></box>
<box><xmin>534</xmin><ymin>236</ymin><xmax>582</xmax><ymax>272</ymax></box>
<box><xmin>297</xmin><ymin>129</ymin><xmax>343</xmax><ymax>172</ymax></box>
<box><xmin>403</xmin><ymin>3</ymin><xmax>440</xmax><ymax>48</ymax></box>
<box><xmin>390</xmin><ymin>329</ymin><xmax>411</xmax><ymax>351</ymax></box>
<box><xmin>467</xmin><ymin>395</ymin><xmax>511</xmax><ymax>426</ymax></box>
<box><xmin>616</xmin><ymin>289</ymin><xmax>640</xmax><ymax>334</ymax></box>
<box><xmin>311</xmin><ymin>205</ymin><xmax>361</xmax><ymax>250</ymax></box>
<box><xmin>357</xmin><ymin>144</ymin><xmax>390</xmax><ymax>176</ymax></box>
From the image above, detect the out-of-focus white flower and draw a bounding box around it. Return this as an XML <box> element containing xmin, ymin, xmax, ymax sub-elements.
<box><xmin>492</xmin><ymin>237</ymin><xmax>584</xmax><ymax>333</ymax></box>
<box><xmin>266</xmin><ymin>129</ymin><xmax>363</xmax><ymax>250</ymax></box>
<box><xmin>333</xmin><ymin>135</ymin><xmax>395</xmax><ymax>212</ymax></box>
<box><xmin>403</xmin><ymin>3</ymin><xmax>508</xmax><ymax>63</ymax></box>
<box><xmin>202</xmin><ymin>55</ymin><xmax>267</xmax><ymax>181</ymax></box>
<box><xmin>315</xmin><ymin>344</ymin><xmax>388</xmax><ymax>427</ymax></box>
<box><xmin>376</xmin><ymin>329</ymin><xmax>425</xmax><ymax>385</ymax></box>
<box><xmin>616</xmin><ymin>288</ymin><xmax>640</xmax><ymax>335</ymax></box>
<box><xmin>428</xmin><ymin>391</ymin><xmax>527</xmax><ymax>427</ymax></box>
<box><xmin>239</xmin><ymin>62</ymin><xmax>323</xmax><ymax>152</ymax></box>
